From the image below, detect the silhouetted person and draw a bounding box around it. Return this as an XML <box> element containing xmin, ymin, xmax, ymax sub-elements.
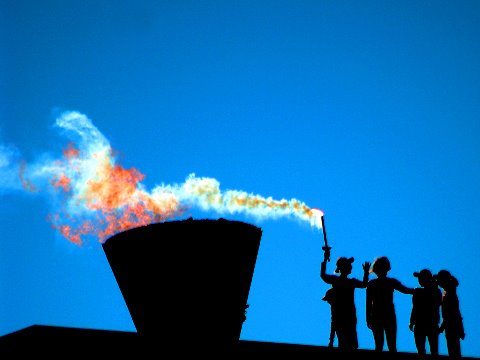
<box><xmin>366</xmin><ymin>256</ymin><xmax>414</xmax><ymax>352</ymax></box>
<box><xmin>434</xmin><ymin>270</ymin><xmax>465</xmax><ymax>358</ymax></box>
<box><xmin>320</xmin><ymin>247</ymin><xmax>370</xmax><ymax>350</ymax></box>
<box><xmin>322</xmin><ymin>286</ymin><xmax>337</xmax><ymax>347</ymax></box>
<box><xmin>409</xmin><ymin>268</ymin><xmax>442</xmax><ymax>356</ymax></box>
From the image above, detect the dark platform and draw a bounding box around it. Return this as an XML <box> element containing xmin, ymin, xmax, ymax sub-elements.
<box><xmin>1</xmin><ymin>325</ymin><xmax>475</xmax><ymax>359</ymax></box>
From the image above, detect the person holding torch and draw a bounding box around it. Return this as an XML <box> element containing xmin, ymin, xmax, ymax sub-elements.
<box><xmin>319</xmin><ymin>214</ymin><xmax>371</xmax><ymax>350</ymax></box>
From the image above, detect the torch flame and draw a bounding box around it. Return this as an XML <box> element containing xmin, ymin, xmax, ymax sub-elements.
<box><xmin>310</xmin><ymin>208</ymin><xmax>324</xmax><ymax>228</ymax></box>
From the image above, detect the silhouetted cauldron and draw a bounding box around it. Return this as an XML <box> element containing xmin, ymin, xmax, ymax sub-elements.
<box><xmin>102</xmin><ymin>218</ymin><xmax>262</xmax><ymax>353</ymax></box>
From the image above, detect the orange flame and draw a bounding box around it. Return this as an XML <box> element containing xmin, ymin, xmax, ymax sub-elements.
<box><xmin>51</xmin><ymin>173</ymin><xmax>71</xmax><ymax>192</ymax></box>
<box><xmin>63</xmin><ymin>142</ymin><xmax>80</xmax><ymax>159</ymax></box>
<box><xmin>85</xmin><ymin>160</ymin><xmax>144</xmax><ymax>211</ymax></box>
<box><xmin>47</xmin><ymin>146</ymin><xmax>185</xmax><ymax>245</ymax></box>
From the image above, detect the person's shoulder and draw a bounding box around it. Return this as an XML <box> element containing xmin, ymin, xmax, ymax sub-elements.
<box><xmin>387</xmin><ymin>277</ymin><xmax>402</xmax><ymax>284</ymax></box>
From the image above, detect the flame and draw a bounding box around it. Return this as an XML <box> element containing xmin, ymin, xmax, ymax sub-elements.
<box><xmin>51</xmin><ymin>173</ymin><xmax>71</xmax><ymax>192</ymax></box>
<box><xmin>14</xmin><ymin>110</ymin><xmax>324</xmax><ymax>246</ymax></box>
<box><xmin>63</xmin><ymin>142</ymin><xmax>80</xmax><ymax>159</ymax></box>
<box><xmin>45</xmin><ymin>146</ymin><xmax>185</xmax><ymax>244</ymax></box>
<box><xmin>311</xmin><ymin>208</ymin><xmax>324</xmax><ymax>226</ymax></box>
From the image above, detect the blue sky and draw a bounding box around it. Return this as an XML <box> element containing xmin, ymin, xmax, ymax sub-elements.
<box><xmin>1</xmin><ymin>1</ymin><xmax>480</xmax><ymax>357</ymax></box>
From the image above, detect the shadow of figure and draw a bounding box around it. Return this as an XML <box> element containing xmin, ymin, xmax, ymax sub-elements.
<box><xmin>366</xmin><ymin>256</ymin><xmax>415</xmax><ymax>352</ymax></box>
<box><xmin>434</xmin><ymin>270</ymin><xmax>465</xmax><ymax>358</ymax></box>
<box><xmin>320</xmin><ymin>247</ymin><xmax>370</xmax><ymax>350</ymax></box>
<box><xmin>409</xmin><ymin>268</ymin><xmax>442</xmax><ymax>356</ymax></box>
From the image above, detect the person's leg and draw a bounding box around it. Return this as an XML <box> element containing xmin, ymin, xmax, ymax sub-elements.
<box><xmin>414</xmin><ymin>330</ymin><xmax>426</xmax><ymax>355</ymax></box>
<box><xmin>446</xmin><ymin>334</ymin><xmax>461</xmax><ymax>358</ymax></box>
<box><xmin>343</xmin><ymin>323</ymin><xmax>358</xmax><ymax>350</ymax></box>
<box><xmin>427</xmin><ymin>330</ymin><xmax>439</xmax><ymax>356</ymax></box>
<box><xmin>384</xmin><ymin>317</ymin><xmax>397</xmax><ymax>352</ymax></box>
<box><xmin>351</xmin><ymin>326</ymin><xmax>359</xmax><ymax>350</ymax></box>
<box><xmin>371</xmin><ymin>324</ymin><xmax>385</xmax><ymax>351</ymax></box>
<box><xmin>337</xmin><ymin>319</ymin><xmax>358</xmax><ymax>350</ymax></box>
<box><xmin>336</xmin><ymin>325</ymin><xmax>347</xmax><ymax>349</ymax></box>
<box><xmin>328</xmin><ymin>321</ymin><xmax>335</xmax><ymax>347</ymax></box>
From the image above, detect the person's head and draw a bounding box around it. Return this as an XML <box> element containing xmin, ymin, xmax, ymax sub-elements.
<box><xmin>413</xmin><ymin>268</ymin><xmax>433</xmax><ymax>287</ymax></box>
<box><xmin>434</xmin><ymin>269</ymin><xmax>459</xmax><ymax>289</ymax></box>
<box><xmin>370</xmin><ymin>256</ymin><xmax>391</xmax><ymax>277</ymax></box>
<box><xmin>335</xmin><ymin>256</ymin><xmax>354</xmax><ymax>275</ymax></box>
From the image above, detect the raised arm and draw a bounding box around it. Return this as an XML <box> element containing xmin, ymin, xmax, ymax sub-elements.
<box><xmin>320</xmin><ymin>248</ymin><xmax>335</xmax><ymax>284</ymax></box>
<box><xmin>361</xmin><ymin>261</ymin><xmax>371</xmax><ymax>287</ymax></box>
<box><xmin>350</xmin><ymin>261</ymin><xmax>371</xmax><ymax>288</ymax></box>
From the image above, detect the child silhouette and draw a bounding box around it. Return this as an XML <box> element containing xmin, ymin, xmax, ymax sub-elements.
<box><xmin>321</xmin><ymin>247</ymin><xmax>370</xmax><ymax>350</ymax></box>
<box><xmin>366</xmin><ymin>256</ymin><xmax>414</xmax><ymax>352</ymax></box>
<box><xmin>434</xmin><ymin>269</ymin><xmax>465</xmax><ymax>358</ymax></box>
<box><xmin>409</xmin><ymin>269</ymin><xmax>442</xmax><ymax>356</ymax></box>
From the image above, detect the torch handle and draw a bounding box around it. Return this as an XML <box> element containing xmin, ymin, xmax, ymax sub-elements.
<box><xmin>321</xmin><ymin>215</ymin><xmax>331</xmax><ymax>262</ymax></box>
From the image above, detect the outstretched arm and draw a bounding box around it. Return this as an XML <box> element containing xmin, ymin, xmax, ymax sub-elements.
<box><xmin>393</xmin><ymin>278</ymin><xmax>415</xmax><ymax>294</ymax></box>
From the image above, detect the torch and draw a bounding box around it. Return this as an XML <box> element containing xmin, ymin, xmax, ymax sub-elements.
<box><xmin>312</xmin><ymin>208</ymin><xmax>331</xmax><ymax>262</ymax></box>
<box><xmin>321</xmin><ymin>214</ymin><xmax>331</xmax><ymax>262</ymax></box>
